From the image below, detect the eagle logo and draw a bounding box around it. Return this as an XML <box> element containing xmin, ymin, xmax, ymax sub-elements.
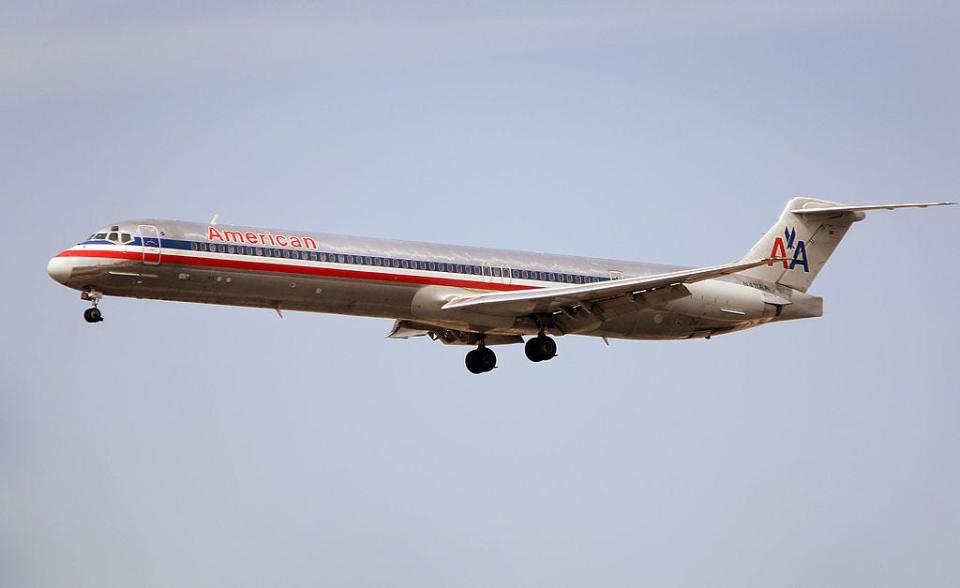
<box><xmin>784</xmin><ymin>226</ymin><xmax>797</xmax><ymax>250</ymax></box>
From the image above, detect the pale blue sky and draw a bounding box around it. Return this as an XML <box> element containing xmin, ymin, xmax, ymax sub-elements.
<box><xmin>3</xmin><ymin>2</ymin><xmax>959</xmax><ymax>587</ymax></box>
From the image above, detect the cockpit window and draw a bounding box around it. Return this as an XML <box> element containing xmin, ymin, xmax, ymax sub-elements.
<box><xmin>88</xmin><ymin>225</ymin><xmax>131</xmax><ymax>244</ymax></box>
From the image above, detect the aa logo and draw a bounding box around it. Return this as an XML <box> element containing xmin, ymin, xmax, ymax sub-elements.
<box><xmin>768</xmin><ymin>226</ymin><xmax>809</xmax><ymax>272</ymax></box>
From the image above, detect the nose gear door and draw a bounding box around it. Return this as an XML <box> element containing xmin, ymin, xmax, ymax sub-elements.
<box><xmin>138</xmin><ymin>225</ymin><xmax>162</xmax><ymax>265</ymax></box>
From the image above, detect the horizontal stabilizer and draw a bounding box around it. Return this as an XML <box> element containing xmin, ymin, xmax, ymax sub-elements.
<box><xmin>791</xmin><ymin>201</ymin><xmax>955</xmax><ymax>215</ymax></box>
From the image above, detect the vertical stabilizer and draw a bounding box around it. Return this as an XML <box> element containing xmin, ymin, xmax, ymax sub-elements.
<box><xmin>738</xmin><ymin>197</ymin><xmax>864</xmax><ymax>292</ymax></box>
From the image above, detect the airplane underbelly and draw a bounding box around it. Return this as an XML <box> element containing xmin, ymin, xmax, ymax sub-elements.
<box><xmin>89</xmin><ymin>261</ymin><xmax>422</xmax><ymax>319</ymax></box>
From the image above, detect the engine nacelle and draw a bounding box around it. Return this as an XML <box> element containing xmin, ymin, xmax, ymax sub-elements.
<box><xmin>668</xmin><ymin>281</ymin><xmax>771</xmax><ymax>322</ymax></box>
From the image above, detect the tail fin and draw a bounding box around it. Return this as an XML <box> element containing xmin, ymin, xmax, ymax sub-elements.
<box><xmin>739</xmin><ymin>197</ymin><xmax>857</xmax><ymax>292</ymax></box>
<box><xmin>738</xmin><ymin>197</ymin><xmax>954</xmax><ymax>292</ymax></box>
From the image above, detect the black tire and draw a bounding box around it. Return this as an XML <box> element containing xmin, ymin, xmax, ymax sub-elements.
<box><xmin>84</xmin><ymin>308</ymin><xmax>102</xmax><ymax>323</ymax></box>
<box><xmin>524</xmin><ymin>337</ymin><xmax>544</xmax><ymax>362</ymax></box>
<box><xmin>538</xmin><ymin>335</ymin><xmax>557</xmax><ymax>360</ymax></box>
<box><xmin>465</xmin><ymin>349</ymin><xmax>485</xmax><ymax>374</ymax></box>
<box><xmin>525</xmin><ymin>335</ymin><xmax>557</xmax><ymax>362</ymax></box>
<box><xmin>478</xmin><ymin>347</ymin><xmax>497</xmax><ymax>372</ymax></box>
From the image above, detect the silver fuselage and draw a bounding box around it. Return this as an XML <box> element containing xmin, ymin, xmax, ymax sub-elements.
<box><xmin>47</xmin><ymin>219</ymin><xmax>822</xmax><ymax>341</ymax></box>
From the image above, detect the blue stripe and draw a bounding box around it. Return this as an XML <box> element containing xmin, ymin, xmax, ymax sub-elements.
<box><xmin>77</xmin><ymin>236</ymin><xmax>614</xmax><ymax>284</ymax></box>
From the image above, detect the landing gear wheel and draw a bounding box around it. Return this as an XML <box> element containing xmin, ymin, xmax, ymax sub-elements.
<box><xmin>465</xmin><ymin>347</ymin><xmax>497</xmax><ymax>374</ymax></box>
<box><xmin>524</xmin><ymin>335</ymin><xmax>557</xmax><ymax>362</ymax></box>
<box><xmin>83</xmin><ymin>307</ymin><xmax>103</xmax><ymax>323</ymax></box>
<box><xmin>477</xmin><ymin>347</ymin><xmax>496</xmax><ymax>372</ymax></box>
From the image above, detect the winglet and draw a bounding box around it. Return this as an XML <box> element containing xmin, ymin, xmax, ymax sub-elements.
<box><xmin>210</xmin><ymin>213</ymin><xmax>220</xmax><ymax>225</ymax></box>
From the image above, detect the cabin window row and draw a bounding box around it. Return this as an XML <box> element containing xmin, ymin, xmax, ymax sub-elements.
<box><xmin>190</xmin><ymin>241</ymin><xmax>606</xmax><ymax>284</ymax></box>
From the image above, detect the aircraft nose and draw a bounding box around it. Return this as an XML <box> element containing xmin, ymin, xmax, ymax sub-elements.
<box><xmin>47</xmin><ymin>256</ymin><xmax>73</xmax><ymax>284</ymax></box>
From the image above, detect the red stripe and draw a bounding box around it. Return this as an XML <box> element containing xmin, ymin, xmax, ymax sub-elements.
<box><xmin>56</xmin><ymin>249</ymin><xmax>541</xmax><ymax>292</ymax></box>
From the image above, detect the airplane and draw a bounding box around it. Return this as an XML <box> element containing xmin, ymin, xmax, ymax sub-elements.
<box><xmin>48</xmin><ymin>197</ymin><xmax>953</xmax><ymax>373</ymax></box>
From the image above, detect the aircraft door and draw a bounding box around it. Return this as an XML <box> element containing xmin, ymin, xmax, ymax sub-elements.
<box><xmin>138</xmin><ymin>224</ymin><xmax>162</xmax><ymax>265</ymax></box>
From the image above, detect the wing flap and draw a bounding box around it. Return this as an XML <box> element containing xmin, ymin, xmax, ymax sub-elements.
<box><xmin>442</xmin><ymin>257</ymin><xmax>777</xmax><ymax>316</ymax></box>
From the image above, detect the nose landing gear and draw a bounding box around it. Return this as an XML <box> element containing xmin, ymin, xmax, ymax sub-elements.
<box><xmin>465</xmin><ymin>344</ymin><xmax>497</xmax><ymax>374</ymax></box>
<box><xmin>81</xmin><ymin>290</ymin><xmax>104</xmax><ymax>323</ymax></box>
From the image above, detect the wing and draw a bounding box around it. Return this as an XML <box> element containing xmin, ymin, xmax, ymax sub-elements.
<box><xmin>387</xmin><ymin>319</ymin><xmax>523</xmax><ymax>346</ymax></box>
<box><xmin>441</xmin><ymin>257</ymin><xmax>776</xmax><ymax>316</ymax></box>
<box><xmin>791</xmin><ymin>201</ymin><xmax>955</xmax><ymax>215</ymax></box>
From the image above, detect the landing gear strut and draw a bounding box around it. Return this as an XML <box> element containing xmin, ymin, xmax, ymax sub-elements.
<box><xmin>82</xmin><ymin>290</ymin><xmax>104</xmax><ymax>323</ymax></box>
<box><xmin>465</xmin><ymin>344</ymin><xmax>496</xmax><ymax>374</ymax></box>
<box><xmin>524</xmin><ymin>334</ymin><xmax>557</xmax><ymax>362</ymax></box>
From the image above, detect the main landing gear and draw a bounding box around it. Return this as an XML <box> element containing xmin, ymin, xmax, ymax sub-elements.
<box><xmin>465</xmin><ymin>344</ymin><xmax>497</xmax><ymax>374</ymax></box>
<box><xmin>524</xmin><ymin>334</ymin><xmax>557</xmax><ymax>363</ymax></box>
<box><xmin>463</xmin><ymin>334</ymin><xmax>559</xmax><ymax>374</ymax></box>
<box><xmin>81</xmin><ymin>290</ymin><xmax>104</xmax><ymax>323</ymax></box>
